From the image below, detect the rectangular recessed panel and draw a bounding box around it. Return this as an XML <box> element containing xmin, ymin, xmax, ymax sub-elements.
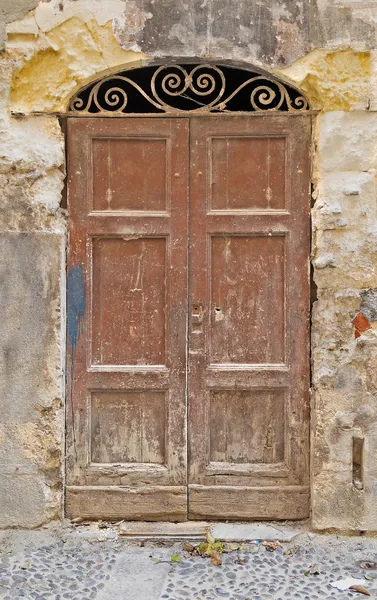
<box><xmin>92</xmin><ymin>237</ymin><xmax>166</xmax><ymax>365</ymax></box>
<box><xmin>91</xmin><ymin>391</ymin><xmax>165</xmax><ymax>464</ymax></box>
<box><xmin>210</xmin><ymin>390</ymin><xmax>285</xmax><ymax>464</ymax></box>
<box><xmin>92</xmin><ymin>138</ymin><xmax>167</xmax><ymax>211</ymax></box>
<box><xmin>210</xmin><ymin>137</ymin><xmax>286</xmax><ymax>211</ymax></box>
<box><xmin>210</xmin><ymin>236</ymin><xmax>285</xmax><ymax>364</ymax></box>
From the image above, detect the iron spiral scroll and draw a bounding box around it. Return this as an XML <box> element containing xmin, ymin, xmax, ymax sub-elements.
<box><xmin>69</xmin><ymin>63</ymin><xmax>309</xmax><ymax>115</ymax></box>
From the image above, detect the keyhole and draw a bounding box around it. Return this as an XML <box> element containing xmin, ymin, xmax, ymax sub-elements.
<box><xmin>214</xmin><ymin>307</ymin><xmax>224</xmax><ymax>321</ymax></box>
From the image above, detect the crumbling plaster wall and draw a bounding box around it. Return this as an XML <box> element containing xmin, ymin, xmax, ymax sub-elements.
<box><xmin>1</xmin><ymin>0</ymin><xmax>377</xmax><ymax>530</ymax></box>
<box><xmin>0</xmin><ymin>56</ymin><xmax>66</xmax><ymax>527</ymax></box>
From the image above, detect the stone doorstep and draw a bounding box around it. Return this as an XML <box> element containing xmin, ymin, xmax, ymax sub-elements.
<box><xmin>118</xmin><ymin>521</ymin><xmax>209</xmax><ymax>540</ymax></box>
<box><xmin>118</xmin><ymin>521</ymin><xmax>304</xmax><ymax>542</ymax></box>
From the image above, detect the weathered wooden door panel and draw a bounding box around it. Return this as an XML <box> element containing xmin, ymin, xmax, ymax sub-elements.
<box><xmin>66</xmin><ymin>118</ymin><xmax>189</xmax><ymax>520</ymax></box>
<box><xmin>210</xmin><ymin>235</ymin><xmax>285</xmax><ymax>364</ymax></box>
<box><xmin>188</xmin><ymin>116</ymin><xmax>311</xmax><ymax>520</ymax></box>
<box><xmin>91</xmin><ymin>237</ymin><xmax>166</xmax><ymax>366</ymax></box>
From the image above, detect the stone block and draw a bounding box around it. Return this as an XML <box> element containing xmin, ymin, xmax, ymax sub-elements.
<box><xmin>0</xmin><ymin>473</ymin><xmax>57</xmax><ymax>528</ymax></box>
<box><xmin>316</xmin><ymin>112</ymin><xmax>377</xmax><ymax>173</ymax></box>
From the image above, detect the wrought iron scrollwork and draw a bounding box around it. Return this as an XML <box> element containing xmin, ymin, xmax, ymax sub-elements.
<box><xmin>69</xmin><ymin>63</ymin><xmax>309</xmax><ymax>115</ymax></box>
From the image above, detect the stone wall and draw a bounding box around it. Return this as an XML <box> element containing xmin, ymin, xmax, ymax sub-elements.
<box><xmin>1</xmin><ymin>0</ymin><xmax>377</xmax><ymax>530</ymax></box>
<box><xmin>312</xmin><ymin>112</ymin><xmax>377</xmax><ymax>530</ymax></box>
<box><xmin>3</xmin><ymin>0</ymin><xmax>377</xmax><ymax>66</ymax></box>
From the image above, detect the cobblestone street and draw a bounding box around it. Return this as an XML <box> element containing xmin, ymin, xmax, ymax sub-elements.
<box><xmin>2</xmin><ymin>525</ymin><xmax>377</xmax><ymax>599</ymax></box>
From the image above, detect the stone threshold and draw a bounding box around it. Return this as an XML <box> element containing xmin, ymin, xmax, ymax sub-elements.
<box><xmin>118</xmin><ymin>521</ymin><xmax>307</xmax><ymax>542</ymax></box>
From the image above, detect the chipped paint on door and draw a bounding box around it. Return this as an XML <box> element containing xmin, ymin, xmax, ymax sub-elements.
<box><xmin>67</xmin><ymin>263</ymin><xmax>86</xmax><ymax>351</ymax></box>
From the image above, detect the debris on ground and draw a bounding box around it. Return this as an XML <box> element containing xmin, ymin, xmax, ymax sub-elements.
<box><xmin>349</xmin><ymin>585</ymin><xmax>371</xmax><ymax>596</ymax></box>
<box><xmin>183</xmin><ymin>543</ymin><xmax>195</xmax><ymax>552</ymax></box>
<box><xmin>171</xmin><ymin>554</ymin><xmax>181</xmax><ymax>563</ymax></box>
<box><xmin>210</xmin><ymin>551</ymin><xmax>222</xmax><ymax>566</ymax></box>
<box><xmin>304</xmin><ymin>564</ymin><xmax>320</xmax><ymax>576</ymax></box>
<box><xmin>71</xmin><ymin>518</ymin><xmax>91</xmax><ymax>526</ymax></box>
<box><xmin>284</xmin><ymin>545</ymin><xmax>300</xmax><ymax>556</ymax></box>
<box><xmin>330</xmin><ymin>577</ymin><xmax>368</xmax><ymax>591</ymax></box>
<box><xmin>262</xmin><ymin>540</ymin><xmax>281</xmax><ymax>552</ymax></box>
<box><xmin>357</xmin><ymin>561</ymin><xmax>377</xmax><ymax>571</ymax></box>
<box><xmin>223</xmin><ymin>542</ymin><xmax>242</xmax><ymax>553</ymax></box>
<box><xmin>182</xmin><ymin>531</ymin><xmax>225</xmax><ymax>565</ymax></box>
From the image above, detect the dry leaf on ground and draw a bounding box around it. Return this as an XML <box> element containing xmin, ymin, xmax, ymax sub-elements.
<box><xmin>206</xmin><ymin>531</ymin><xmax>216</xmax><ymax>544</ymax></box>
<box><xmin>262</xmin><ymin>540</ymin><xmax>281</xmax><ymax>552</ymax></box>
<box><xmin>211</xmin><ymin>551</ymin><xmax>222</xmax><ymax>566</ymax></box>
<box><xmin>349</xmin><ymin>585</ymin><xmax>371</xmax><ymax>596</ymax></box>
<box><xmin>171</xmin><ymin>555</ymin><xmax>181</xmax><ymax>563</ymax></box>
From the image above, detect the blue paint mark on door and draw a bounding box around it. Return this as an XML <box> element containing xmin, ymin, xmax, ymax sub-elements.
<box><xmin>67</xmin><ymin>264</ymin><xmax>86</xmax><ymax>349</ymax></box>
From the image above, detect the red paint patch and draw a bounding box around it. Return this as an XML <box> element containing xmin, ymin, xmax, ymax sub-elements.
<box><xmin>352</xmin><ymin>312</ymin><xmax>371</xmax><ymax>333</ymax></box>
<box><xmin>355</xmin><ymin>329</ymin><xmax>361</xmax><ymax>339</ymax></box>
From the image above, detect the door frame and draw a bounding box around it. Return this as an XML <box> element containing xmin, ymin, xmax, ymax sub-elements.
<box><xmin>63</xmin><ymin>59</ymin><xmax>314</xmax><ymax>521</ymax></box>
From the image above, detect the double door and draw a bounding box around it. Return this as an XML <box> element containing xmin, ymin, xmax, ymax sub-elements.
<box><xmin>66</xmin><ymin>116</ymin><xmax>310</xmax><ymax>521</ymax></box>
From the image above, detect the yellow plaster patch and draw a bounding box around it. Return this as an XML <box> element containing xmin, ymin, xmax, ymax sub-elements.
<box><xmin>279</xmin><ymin>49</ymin><xmax>371</xmax><ymax>111</ymax></box>
<box><xmin>10</xmin><ymin>17</ymin><xmax>147</xmax><ymax>113</ymax></box>
<box><xmin>11</xmin><ymin>48</ymin><xmax>71</xmax><ymax>113</ymax></box>
<box><xmin>85</xmin><ymin>20</ymin><xmax>141</xmax><ymax>69</ymax></box>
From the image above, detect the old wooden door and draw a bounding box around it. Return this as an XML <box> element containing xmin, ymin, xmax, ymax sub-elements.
<box><xmin>66</xmin><ymin>115</ymin><xmax>310</xmax><ymax>521</ymax></box>
<box><xmin>188</xmin><ymin>117</ymin><xmax>311</xmax><ymax>520</ymax></box>
<box><xmin>66</xmin><ymin>118</ymin><xmax>189</xmax><ymax>520</ymax></box>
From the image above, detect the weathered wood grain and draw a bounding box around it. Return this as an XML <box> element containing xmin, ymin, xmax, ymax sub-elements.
<box><xmin>188</xmin><ymin>485</ymin><xmax>310</xmax><ymax>521</ymax></box>
<box><xmin>66</xmin><ymin>486</ymin><xmax>187</xmax><ymax>521</ymax></box>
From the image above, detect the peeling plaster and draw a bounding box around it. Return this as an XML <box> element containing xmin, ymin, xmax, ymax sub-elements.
<box><xmin>9</xmin><ymin>17</ymin><xmax>146</xmax><ymax>114</ymax></box>
<box><xmin>112</xmin><ymin>2</ymin><xmax>153</xmax><ymax>52</ymax></box>
<box><xmin>281</xmin><ymin>49</ymin><xmax>371</xmax><ymax>111</ymax></box>
<box><xmin>34</xmin><ymin>0</ymin><xmax>126</xmax><ymax>32</ymax></box>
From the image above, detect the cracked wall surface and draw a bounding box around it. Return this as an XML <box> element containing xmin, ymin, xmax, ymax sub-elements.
<box><xmin>2</xmin><ymin>0</ymin><xmax>377</xmax><ymax>530</ymax></box>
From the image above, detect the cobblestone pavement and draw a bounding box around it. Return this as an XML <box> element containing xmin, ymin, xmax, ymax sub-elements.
<box><xmin>2</xmin><ymin>525</ymin><xmax>377</xmax><ymax>599</ymax></box>
<box><xmin>161</xmin><ymin>539</ymin><xmax>377</xmax><ymax>600</ymax></box>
